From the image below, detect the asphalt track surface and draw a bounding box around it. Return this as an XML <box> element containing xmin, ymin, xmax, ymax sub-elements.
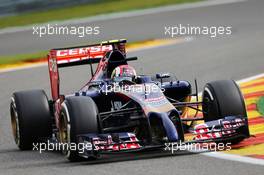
<box><xmin>1</xmin><ymin>0</ymin><xmax>264</xmax><ymax>174</ymax></box>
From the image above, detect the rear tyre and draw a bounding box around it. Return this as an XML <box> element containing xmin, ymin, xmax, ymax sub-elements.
<box><xmin>10</xmin><ymin>90</ymin><xmax>52</xmax><ymax>150</ymax></box>
<box><xmin>59</xmin><ymin>96</ymin><xmax>99</xmax><ymax>161</ymax></box>
<box><xmin>202</xmin><ymin>80</ymin><xmax>250</xmax><ymax>143</ymax></box>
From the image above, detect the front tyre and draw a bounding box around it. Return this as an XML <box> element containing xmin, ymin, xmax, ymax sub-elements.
<box><xmin>59</xmin><ymin>96</ymin><xmax>100</xmax><ymax>161</ymax></box>
<box><xmin>202</xmin><ymin>80</ymin><xmax>250</xmax><ymax>143</ymax></box>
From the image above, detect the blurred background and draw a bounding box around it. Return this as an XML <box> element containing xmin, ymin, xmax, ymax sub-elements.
<box><xmin>0</xmin><ymin>0</ymin><xmax>101</xmax><ymax>16</ymax></box>
<box><xmin>0</xmin><ymin>1</ymin><xmax>264</xmax><ymax>174</ymax></box>
<box><xmin>0</xmin><ymin>0</ymin><xmax>199</xmax><ymax>65</ymax></box>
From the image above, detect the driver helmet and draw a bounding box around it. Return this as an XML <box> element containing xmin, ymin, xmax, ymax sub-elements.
<box><xmin>111</xmin><ymin>65</ymin><xmax>137</xmax><ymax>82</ymax></box>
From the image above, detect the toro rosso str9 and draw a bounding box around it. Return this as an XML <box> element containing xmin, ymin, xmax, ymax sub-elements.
<box><xmin>10</xmin><ymin>39</ymin><xmax>250</xmax><ymax>161</ymax></box>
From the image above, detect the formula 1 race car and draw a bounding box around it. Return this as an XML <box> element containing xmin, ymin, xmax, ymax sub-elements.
<box><xmin>10</xmin><ymin>39</ymin><xmax>250</xmax><ymax>161</ymax></box>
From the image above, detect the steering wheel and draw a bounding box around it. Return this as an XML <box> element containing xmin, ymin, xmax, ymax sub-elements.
<box><xmin>119</xmin><ymin>79</ymin><xmax>136</xmax><ymax>86</ymax></box>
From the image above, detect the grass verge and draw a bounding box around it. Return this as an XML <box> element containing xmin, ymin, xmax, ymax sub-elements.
<box><xmin>257</xmin><ymin>96</ymin><xmax>264</xmax><ymax>116</ymax></box>
<box><xmin>0</xmin><ymin>0</ymin><xmax>200</xmax><ymax>29</ymax></box>
<box><xmin>0</xmin><ymin>51</ymin><xmax>48</xmax><ymax>65</ymax></box>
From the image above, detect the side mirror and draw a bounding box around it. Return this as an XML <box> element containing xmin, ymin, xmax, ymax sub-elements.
<box><xmin>156</xmin><ymin>73</ymin><xmax>171</xmax><ymax>79</ymax></box>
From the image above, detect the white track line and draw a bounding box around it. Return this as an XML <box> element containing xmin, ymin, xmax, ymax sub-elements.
<box><xmin>0</xmin><ymin>0</ymin><xmax>247</xmax><ymax>35</ymax></box>
<box><xmin>203</xmin><ymin>152</ymin><xmax>264</xmax><ymax>166</ymax></box>
<box><xmin>236</xmin><ymin>73</ymin><xmax>264</xmax><ymax>84</ymax></box>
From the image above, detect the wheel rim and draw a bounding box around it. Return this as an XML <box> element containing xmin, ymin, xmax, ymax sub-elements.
<box><xmin>59</xmin><ymin>114</ymin><xmax>68</xmax><ymax>143</ymax></box>
<box><xmin>59</xmin><ymin>112</ymin><xmax>71</xmax><ymax>156</ymax></box>
<box><xmin>10</xmin><ymin>102</ymin><xmax>20</xmax><ymax>146</ymax></box>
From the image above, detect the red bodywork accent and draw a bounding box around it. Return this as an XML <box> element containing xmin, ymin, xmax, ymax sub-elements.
<box><xmin>92</xmin><ymin>133</ymin><xmax>141</xmax><ymax>151</ymax></box>
<box><xmin>55</xmin><ymin>45</ymin><xmax>113</xmax><ymax>64</ymax></box>
<box><xmin>48</xmin><ymin>51</ymin><xmax>60</xmax><ymax>100</ymax></box>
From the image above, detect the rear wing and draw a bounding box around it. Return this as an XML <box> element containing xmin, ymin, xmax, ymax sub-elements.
<box><xmin>48</xmin><ymin>39</ymin><xmax>127</xmax><ymax>100</ymax></box>
<box><xmin>49</xmin><ymin>39</ymin><xmax>127</xmax><ymax>68</ymax></box>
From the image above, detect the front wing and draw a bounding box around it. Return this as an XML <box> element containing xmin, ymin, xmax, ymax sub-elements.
<box><xmin>76</xmin><ymin>116</ymin><xmax>248</xmax><ymax>158</ymax></box>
